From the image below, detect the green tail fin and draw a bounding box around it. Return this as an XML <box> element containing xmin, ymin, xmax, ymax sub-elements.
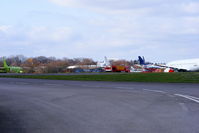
<box><xmin>3</xmin><ymin>58</ymin><xmax>8</xmax><ymax>68</ymax></box>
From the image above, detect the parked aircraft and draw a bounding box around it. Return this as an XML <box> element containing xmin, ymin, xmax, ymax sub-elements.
<box><xmin>138</xmin><ymin>56</ymin><xmax>146</xmax><ymax>65</ymax></box>
<box><xmin>166</xmin><ymin>58</ymin><xmax>199</xmax><ymax>72</ymax></box>
<box><xmin>137</xmin><ymin>56</ymin><xmax>166</xmax><ymax>72</ymax></box>
<box><xmin>97</xmin><ymin>56</ymin><xmax>111</xmax><ymax>67</ymax></box>
<box><xmin>139</xmin><ymin>56</ymin><xmax>199</xmax><ymax>72</ymax></box>
<box><xmin>0</xmin><ymin>58</ymin><xmax>23</xmax><ymax>73</ymax></box>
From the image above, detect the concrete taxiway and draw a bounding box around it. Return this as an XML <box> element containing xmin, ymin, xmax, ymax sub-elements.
<box><xmin>0</xmin><ymin>78</ymin><xmax>199</xmax><ymax>133</ymax></box>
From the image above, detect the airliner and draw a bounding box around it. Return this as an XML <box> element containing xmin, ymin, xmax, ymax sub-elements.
<box><xmin>166</xmin><ymin>58</ymin><xmax>199</xmax><ymax>72</ymax></box>
<box><xmin>0</xmin><ymin>58</ymin><xmax>23</xmax><ymax>73</ymax></box>
<box><xmin>138</xmin><ymin>56</ymin><xmax>199</xmax><ymax>72</ymax></box>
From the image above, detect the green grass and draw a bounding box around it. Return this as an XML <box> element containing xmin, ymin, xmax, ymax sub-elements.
<box><xmin>1</xmin><ymin>72</ymin><xmax>199</xmax><ymax>83</ymax></box>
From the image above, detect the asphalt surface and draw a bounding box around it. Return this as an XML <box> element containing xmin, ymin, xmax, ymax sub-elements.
<box><xmin>0</xmin><ymin>73</ymin><xmax>122</xmax><ymax>76</ymax></box>
<box><xmin>0</xmin><ymin>78</ymin><xmax>199</xmax><ymax>133</ymax></box>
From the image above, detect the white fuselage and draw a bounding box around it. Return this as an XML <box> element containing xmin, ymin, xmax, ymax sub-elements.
<box><xmin>167</xmin><ymin>58</ymin><xmax>199</xmax><ymax>71</ymax></box>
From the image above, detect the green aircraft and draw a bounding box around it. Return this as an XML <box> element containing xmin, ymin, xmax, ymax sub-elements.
<box><xmin>0</xmin><ymin>58</ymin><xmax>23</xmax><ymax>73</ymax></box>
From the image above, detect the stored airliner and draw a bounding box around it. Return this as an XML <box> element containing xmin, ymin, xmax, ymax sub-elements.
<box><xmin>166</xmin><ymin>58</ymin><xmax>199</xmax><ymax>72</ymax></box>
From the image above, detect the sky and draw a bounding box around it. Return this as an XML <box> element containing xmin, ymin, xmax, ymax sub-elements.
<box><xmin>0</xmin><ymin>0</ymin><xmax>199</xmax><ymax>62</ymax></box>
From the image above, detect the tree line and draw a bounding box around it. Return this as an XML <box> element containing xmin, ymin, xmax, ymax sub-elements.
<box><xmin>0</xmin><ymin>55</ymin><xmax>138</xmax><ymax>73</ymax></box>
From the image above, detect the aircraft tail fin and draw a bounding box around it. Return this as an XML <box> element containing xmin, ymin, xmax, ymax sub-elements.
<box><xmin>104</xmin><ymin>56</ymin><xmax>110</xmax><ymax>66</ymax></box>
<box><xmin>138</xmin><ymin>56</ymin><xmax>145</xmax><ymax>65</ymax></box>
<box><xmin>3</xmin><ymin>58</ymin><xmax>8</xmax><ymax>68</ymax></box>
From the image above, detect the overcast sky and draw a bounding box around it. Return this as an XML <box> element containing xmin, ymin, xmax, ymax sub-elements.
<box><xmin>0</xmin><ymin>0</ymin><xmax>199</xmax><ymax>62</ymax></box>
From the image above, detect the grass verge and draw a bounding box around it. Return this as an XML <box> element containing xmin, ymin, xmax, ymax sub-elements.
<box><xmin>0</xmin><ymin>72</ymin><xmax>199</xmax><ymax>83</ymax></box>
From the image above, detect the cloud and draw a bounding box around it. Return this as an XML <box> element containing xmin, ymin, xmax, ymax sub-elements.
<box><xmin>1</xmin><ymin>0</ymin><xmax>199</xmax><ymax>61</ymax></box>
<box><xmin>49</xmin><ymin>0</ymin><xmax>173</xmax><ymax>11</ymax></box>
<box><xmin>182</xmin><ymin>2</ymin><xmax>199</xmax><ymax>13</ymax></box>
<box><xmin>49</xmin><ymin>0</ymin><xmax>77</xmax><ymax>7</ymax></box>
<box><xmin>27</xmin><ymin>26</ymin><xmax>73</xmax><ymax>42</ymax></box>
<box><xmin>0</xmin><ymin>25</ymin><xmax>11</xmax><ymax>32</ymax></box>
<box><xmin>0</xmin><ymin>25</ymin><xmax>75</xmax><ymax>55</ymax></box>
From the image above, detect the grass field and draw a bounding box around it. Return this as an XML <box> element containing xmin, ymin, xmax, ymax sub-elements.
<box><xmin>0</xmin><ymin>72</ymin><xmax>199</xmax><ymax>83</ymax></box>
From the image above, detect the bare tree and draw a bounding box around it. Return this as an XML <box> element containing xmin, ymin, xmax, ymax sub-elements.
<box><xmin>111</xmin><ymin>60</ymin><xmax>130</xmax><ymax>66</ymax></box>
